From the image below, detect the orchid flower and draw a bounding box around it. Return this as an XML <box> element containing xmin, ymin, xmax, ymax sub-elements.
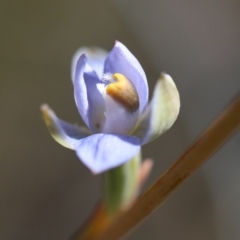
<box><xmin>41</xmin><ymin>41</ymin><xmax>180</xmax><ymax>174</ymax></box>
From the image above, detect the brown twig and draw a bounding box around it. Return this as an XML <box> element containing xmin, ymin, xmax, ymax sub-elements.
<box><xmin>76</xmin><ymin>93</ymin><xmax>240</xmax><ymax>240</ymax></box>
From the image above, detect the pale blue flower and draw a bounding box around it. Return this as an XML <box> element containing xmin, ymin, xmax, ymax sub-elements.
<box><xmin>41</xmin><ymin>41</ymin><xmax>180</xmax><ymax>174</ymax></box>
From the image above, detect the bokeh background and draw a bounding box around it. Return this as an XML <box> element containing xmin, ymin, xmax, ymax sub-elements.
<box><xmin>1</xmin><ymin>0</ymin><xmax>240</xmax><ymax>239</ymax></box>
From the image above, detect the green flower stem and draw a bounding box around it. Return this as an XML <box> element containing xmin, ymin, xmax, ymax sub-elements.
<box><xmin>102</xmin><ymin>151</ymin><xmax>141</xmax><ymax>215</ymax></box>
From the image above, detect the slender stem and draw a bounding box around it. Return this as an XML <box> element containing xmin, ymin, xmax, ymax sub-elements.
<box><xmin>102</xmin><ymin>152</ymin><xmax>141</xmax><ymax>215</ymax></box>
<box><xmin>71</xmin><ymin>153</ymin><xmax>141</xmax><ymax>240</ymax></box>
<box><xmin>93</xmin><ymin>93</ymin><xmax>240</xmax><ymax>240</ymax></box>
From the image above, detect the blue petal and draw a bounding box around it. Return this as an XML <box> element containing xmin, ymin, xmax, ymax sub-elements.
<box><xmin>71</xmin><ymin>46</ymin><xmax>107</xmax><ymax>81</ymax></box>
<box><xmin>104</xmin><ymin>41</ymin><xmax>148</xmax><ymax>113</ymax></box>
<box><xmin>75</xmin><ymin>133</ymin><xmax>141</xmax><ymax>174</ymax></box>
<box><xmin>83</xmin><ymin>66</ymin><xmax>106</xmax><ymax>133</ymax></box>
<box><xmin>74</xmin><ymin>54</ymin><xmax>90</xmax><ymax>128</ymax></box>
<box><xmin>74</xmin><ymin>55</ymin><xmax>106</xmax><ymax>132</ymax></box>
<box><xmin>102</xmin><ymin>93</ymin><xmax>140</xmax><ymax>135</ymax></box>
<box><xmin>41</xmin><ymin>104</ymin><xmax>90</xmax><ymax>149</ymax></box>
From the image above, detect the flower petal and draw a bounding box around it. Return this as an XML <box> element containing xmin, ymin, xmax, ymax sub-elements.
<box><xmin>102</xmin><ymin>93</ymin><xmax>139</xmax><ymax>135</ymax></box>
<box><xmin>74</xmin><ymin>54</ymin><xmax>89</xmax><ymax>127</ymax></box>
<box><xmin>75</xmin><ymin>133</ymin><xmax>141</xmax><ymax>174</ymax></box>
<box><xmin>41</xmin><ymin>104</ymin><xmax>90</xmax><ymax>149</ymax></box>
<box><xmin>104</xmin><ymin>41</ymin><xmax>148</xmax><ymax>113</ymax></box>
<box><xmin>83</xmin><ymin>67</ymin><xmax>106</xmax><ymax>133</ymax></box>
<box><xmin>71</xmin><ymin>46</ymin><xmax>107</xmax><ymax>81</ymax></box>
<box><xmin>132</xmin><ymin>73</ymin><xmax>180</xmax><ymax>145</ymax></box>
<box><xmin>74</xmin><ymin>55</ymin><xmax>106</xmax><ymax>132</ymax></box>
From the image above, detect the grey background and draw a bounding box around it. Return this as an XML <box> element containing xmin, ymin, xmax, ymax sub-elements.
<box><xmin>0</xmin><ymin>0</ymin><xmax>240</xmax><ymax>239</ymax></box>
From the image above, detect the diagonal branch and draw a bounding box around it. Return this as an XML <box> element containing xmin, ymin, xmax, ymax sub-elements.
<box><xmin>93</xmin><ymin>93</ymin><xmax>240</xmax><ymax>240</ymax></box>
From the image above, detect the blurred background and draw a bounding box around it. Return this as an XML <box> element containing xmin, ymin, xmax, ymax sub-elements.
<box><xmin>0</xmin><ymin>0</ymin><xmax>240</xmax><ymax>239</ymax></box>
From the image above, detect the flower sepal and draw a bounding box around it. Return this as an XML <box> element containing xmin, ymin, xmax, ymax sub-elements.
<box><xmin>132</xmin><ymin>73</ymin><xmax>180</xmax><ymax>145</ymax></box>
